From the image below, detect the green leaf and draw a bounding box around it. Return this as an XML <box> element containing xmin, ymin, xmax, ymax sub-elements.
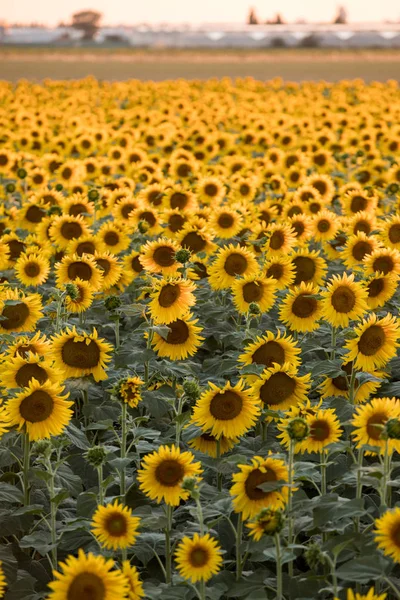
<box><xmin>65</xmin><ymin>423</ymin><xmax>90</xmax><ymax>450</ymax></box>
<box><xmin>20</xmin><ymin>531</ymin><xmax>54</xmax><ymax>555</ymax></box>
<box><xmin>336</xmin><ymin>554</ymin><xmax>390</xmax><ymax>582</ymax></box>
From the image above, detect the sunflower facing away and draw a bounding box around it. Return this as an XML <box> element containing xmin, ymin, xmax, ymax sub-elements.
<box><xmin>175</xmin><ymin>533</ymin><xmax>223</xmax><ymax>583</ymax></box>
<box><xmin>47</xmin><ymin>549</ymin><xmax>128</xmax><ymax>600</ymax></box>
<box><xmin>50</xmin><ymin>327</ymin><xmax>113</xmax><ymax>381</ymax></box>
<box><xmin>191</xmin><ymin>379</ymin><xmax>261</xmax><ymax>439</ymax></box>
<box><xmin>137</xmin><ymin>444</ymin><xmax>202</xmax><ymax>505</ymax></box>
<box><xmin>148</xmin><ymin>277</ymin><xmax>197</xmax><ymax>324</ymax></box>
<box><xmin>344</xmin><ymin>313</ymin><xmax>400</xmax><ymax>371</ymax></box>
<box><xmin>230</xmin><ymin>455</ymin><xmax>289</xmax><ymax>520</ymax></box>
<box><xmin>91</xmin><ymin>500</ymin><xmax>141</xmax><ymax>550</ymax></box>
<box><xmin>5</xmin><ymin>379</ymin><xmax>73</xmax><ymax>441</ymax></box>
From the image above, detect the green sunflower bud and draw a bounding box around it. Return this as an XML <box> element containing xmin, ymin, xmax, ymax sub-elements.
<box><xmin>305</xmin><ymin>542</ymin><xmax>327</xmax><ymax>570</ymax></box>
<box><xmin>5</xmin><ymin>183</ymin><xmax>16</xmax><ymax>193</ymax></box>
<box><xmin>85</xmin><ymin>445</ymin><xmax>107</xmax><ymax>468</ymax></box>
<box><xmin>104</xmin><ymin>296</ymin><xmax>122</xmax><ymax>312</ymax></box>
<box><xmin>65</xmin><ymin>283</ymin><xmax>79</xmax><ymax>301</ymax></box>
<box><xmin>55</xmin><ymin>183</ymin><xmax>63</xmax><ymax>192</ymax></box>
<box><xmin>175</xmin><ymin>248</ymin><xmax>192</xmax><ymax>264</ymax></box>
<box><xmin>17</xmin><ymin>168</ymin><xmax>27</xmax><ymax>179</ymax></box>
<box><xmin>248</xmin><ymin>302</ymin><xmax>261</xmax><ymax>316</ymax></box>
<box><xmin>88</xmin><ymin>189</ymin><xmax>100</xmax><ymax>201</ymax></box>
<box><xmin>385</xmin><ymin>418</ymin><xmax>400</xmax><ymax>441</ymax></box>
<box><xmin>138</xmin><ymin>220</ymin><xmax>149</xmax><ymax>234</ymax></box>
<box><xmin>286</xmin><ymin>417</ymin><xmax>310</xmax><ymax>441</ymax></box>
<box><xmin>183</xmin><ymin>379</ymin><xmax>201</xmax><ymax>402</ymax></box>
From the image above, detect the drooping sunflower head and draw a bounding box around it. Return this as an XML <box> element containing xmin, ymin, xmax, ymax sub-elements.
<box><xmin>91</xmin><ymin>500</ymin><xmax>141</xmax><ymax>550</ymax></box>
<box><xmin>117</xmin><ymin>376</ymin><xmax>144</xmax><ymax>409</ymax></box>
<box><xmin>246</xmin><ymin>508</ymin><xmax>284</xmax><ymax>541</ymax></box>
<box><xmin>175</xmin><ymin>533</ymin><xmax>223</xmax><ymax>584</ymax></box>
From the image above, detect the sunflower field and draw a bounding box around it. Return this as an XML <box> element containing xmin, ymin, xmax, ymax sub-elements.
<box><xmin>0</xmin><ymin>77</ymin><xmax>400</xmax><ymax>600</ymax></box>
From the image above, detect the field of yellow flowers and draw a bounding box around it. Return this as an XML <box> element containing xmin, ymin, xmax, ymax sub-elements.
<box><xmin>0</xmin><ymin>77</ymin><xmax>400</xmax><ymax>600</ymax></box>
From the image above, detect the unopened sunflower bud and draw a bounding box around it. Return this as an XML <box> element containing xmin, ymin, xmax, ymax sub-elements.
<box><xmin>175</xmin><ymin>248</ymin><xmax>191</xmax><ymax>264</ymax></box>
<box><xmin>5</xmin><ymin>183</ymin><xmax>16</xmax><ymax>193</ymax></box>
<box><xmin>32</xmin><ymin>439</ymin><xmax>52</xmax><ymax>456</ymax></box>
<box><xmin>88</xmin><ymin>189</ymin><xmax>100</xmax><ymax>202</ymax></box>
<box><xmin>388</xmin><ymin>183</ymin><xmax>399</xmax><ymax>195</ymax></box>
<box><xmin>385</xmin><ymin>418</ymin><xmax>400</xmax><ymax>440</ymax></box>
<box><xmin>305</xmin><ymin>542</ymin><xmax>327</xmax><ymax>570</ymax></box>
<box><xmin>286</xmin><ymin>417</ymin><xmax>310</xmax><ymax>442</ymax></box>
<box><xmin>138</xmin><ymin>220</ymin><xmax>149</xmax><ymax>234</ymax></box>
<box><xmin>48</xmin><ymin>206</ymin><xmax>62</xmax><ymax>217</ymax></box>
<box><xmin>65</xmin><ymin>283</ymin><xmax>79</xmax><ymax>300</ymax></box>
<box><xmin>55</xmin><ymin>183</ymin><xmax>63</xmax><ymax>192</ymax></box>
<box><xmin>17</xmin><ymin>168</ymin><xmax>27</xmax><ymax>179</ymax></box>
<box><xmin>85</xmin><ymin>445</ymin><xmax>107</xmax><ymax>468</ymax></box>
<box><xmin>248</xmin><ymin>302</ymin><xmax>261</xmax><ymax>316</ymax></box>
<box><xmin>104</xmin><ymin>296</ymin><xmax>122</xmax><ymax>312</ymax></box>
<box><xmin>181</xmin><ymin>476</ymin><xmax>200</xmax><ymax>494</ymax></box>
<box><xmin>183</xmin><ymin>379</ymin><xmax>201</xmax><ymax>402</ymax></box>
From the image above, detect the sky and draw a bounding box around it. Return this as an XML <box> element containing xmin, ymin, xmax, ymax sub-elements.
<box><xmin>2</xmin><ymin>0</ymin><xmax>400</xmax><ymax>26</ymax></box>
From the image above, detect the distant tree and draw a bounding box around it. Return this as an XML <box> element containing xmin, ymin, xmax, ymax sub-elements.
<box><xmin>71</xmin><ymin>10</ymin><xmax>102</xmax><ymax>40</ymax></box>
<box><xmin>247</xmin><ymin>8</ymin><xmax>259</xmax><ymax>25</ymax></box>
<box><xmin>267</xmin><ymin>13</ymin><xmax>285</xmax><ymax>25</ymax></box>
<box><xmin>333</xmin><ymin>5</ymin><xmax>348</xmax><ymax>24</ymax></box>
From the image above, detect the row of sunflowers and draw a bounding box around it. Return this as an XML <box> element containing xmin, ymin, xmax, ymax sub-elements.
<box><xmin>0</xmin><ymin>77</ymin><xmax>399</xmax><ymax>600</ymax></box>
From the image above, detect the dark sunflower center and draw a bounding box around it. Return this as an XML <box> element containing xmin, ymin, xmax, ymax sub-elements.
<box><xmin>169</xmin><ymin>214</ymin><xmax>185</xmax><ymax>232</ymax></box>
<box><xmin>166</xmin><ymin>320</ymin><xmax>189</xmax><ymax>344</ymax></box>
<box><xmin>209</xmin><ymin>390</ymin><xmax>243</xmax><ymax>420</ymax></box>
<box><xmin>15</xmin><ymin>344</ymin><xmax>36</xmax><ymax>358</ymax></box>
<box><xmin>266</xmin><ymin>264</ymin><xmax>283</xmax><ymax>280</ymax></box>
<box><xmin>24</xmin><ymin>262</ymin><xmax>41</xmax><ymax>277</ymax></box>
<box><xmin>190</xmin><ymin>547</ymin><xmax>209</xmax><ymax>567</ymax></box>
<box><xmin>350</xmin><ymin>195</ymin><xmax>367</xmax><ymax>213</ymax></box>
<box><xmin>67</xmin><ymin>572</ymin><xmax>105</xmax><ymax>600</ymax></box>
<box><xmin>20</xmin><ymin>390</ymin><xmax>54</xmax><ymax>423</ymax></box>
<box><xmin>7</xmin><ymin>240</ymin><xmax>26</xmax><ymax>260</ymax></box>
<box><xmin>352</xmin><ymin>241</ymin><xmax>372</xmax><ymax>262</ymax></box>
<box><xmin>269</xmin><ymin>231</ymin><xmax>285</xmax><ymax>250</ymax></box>
<box><xmin>177</xmin><ymin>164</ymin><xmax>190</xmax><ymax>178</ymax></box>
<box><xmin>132</xmin><ymin>256</ymin><xmax>144</xmax><ymax>273</ymax></box>
<box><xmin>140</xmin><ymin>211</ymin><xmax>156</xmax><ymax>227</ymax></box>
<box><xmin>26</xmin><ymin>205</ymin><xmax>45</xmax><ymax>223</ymax></box>
<box><xmin>259</xmin><ymin>372</ymin><xmax>296</xmax><ymax>406</ymax></box>
<box><xmin>155</xmin><ymin>459</ymin><xmax>184</xmax><ymax>486</ymax></box>
<box><xmin>181</xmin><ymin>232</ymin><xmax>206</xmax><ymax>253</ymax></box>
<box><xmin>292</xmin><ymin>221</ymin><xmax>305</xmax><ymax>237</ymax></box>
<box><xmin>96</xmin><ymin>258</ymin><xmax>111</xmax><ymax>276</ymax></box>
<box><xmin>158</xmin><ymin>284</ymin><xmax>180</xmax><ymax>308</ymax></box>
<box><xmin>389</xmin><ymin>224</ymin><xmax>400</xmax><ymax>244</ymax></box>
<box><xmin>354</xmin><ymin>220</ymin><xmax>370</xmax><ymax>235</ymax></box>
<box><xmin>224</xmin><ymin>253</ymin><xmax>248</xmax><ymax>276</ymax></box>
<box><xmin>60</xmin><ymin>221</ymin><xmax>83</xmax><ymax>241</ymax></box>
<box><xmin>310</xmin><ymin>420</ymin><xmax>331</xmax><ymax>441</ymax></box>
<box><xmin>153</xmin><ymin>246</ymin><xmax>176</xmax><ymax>267</ymax></box>
<box><xmin>200</xmin><ymin>432</ymin><xmax>217</xmax><ymax>442</ymax></box>
<box><xmin>358</xmin><ymin>325</ymin><xmax>385</xmax><ymax>356</ymax></box>
<box><xmin>104</xmin><ymin>512</ymin><xmax>128</xmax><ymax>536</ymax></box>
<box><xmin>194</xmin><ymin>262</ymin><xmax>208</xmax><ymax>279</ymax></box>
<box><xmin>69</xmin><ymin>204</ymin><xmax>87</xmax><ymax>217</ymax></box>
<box><xmin>1</xmin><ymin>302</ymin><xmax>29</xmax><ymax>330</ymax></box>
<box><xmin>245</xmin><ymin>467</ymin><xmax>277</xmax><ymax>500</ymax></box>
<box><xmin>218</xmin><ymin>213</ymin><xmax>234</xmax><ymax>229</ymax></box>
<box><xmin>76</xmin><ymin>242</ymin><xmax>96</xmax><ymax>256</ymax></box>
<box><xmin>121</xmin><ymin>203</ymin><xmax>136</xmax><ymax>219</ymax></box>
<box><xmin>293</xmin><ymin>256</ymin><xmax>316</xmax><ymax>285</ymax></box>
<box><xmin>331</xmin><ymin>285</ymin><xmax>356</xmax><ymax>313</ymax></box>
<box><xmin>317</xmin><ymin>219</ymin><xmax>331</xmax><ymax>233</ymax></box>
<box><xmin>366</xmin><ymin>412</ymin><xmax>387</xmax><ymax>440</ymax></box>
<box><xmin>252</xmin><ymin>341</ymin><xmax>285</xmax><ymax>368</ymax></box>
<box><xmin>390</xmin><ymin>523</ymin><xmax>400</xmax><ymax>548</ymax></box>
<box><xmin>367</xmin><ymin>278</ymin><xmax>384</xmax><ymax>298</ymax></box>
<box><xmin>104</xmin><ymin>231</ymin><xmax>119</xmax><ymax>246</ymax></box>
<box><xmin>170</xmin><ymin>192</ymin><xmax>188</xmax><ymax>209</ymax></box>
<box><xmin>67</xmin><ymin>262</ymin><xmax>93</xmax><ymax>281</ymax></box>
<box><xmin>242</xmin><ymin>282</ymin><xmax>263</xmax><ymax>303</ymax></box>
<box><xmin>291</xmin><ymin>294</ymin><xmax>318</xmax><ymax>318</ymax></box>
<box><xmin>204</xmin><ymin>184</ymin><xmax>218</xmax><ymax>197</ymax></box>
<box><xmin>373</xmin><ymin>256</ymin><xmax>394</xmax><ymax>275</ymax></box>
<box><xmin>313</xmin><ymin>181</ymin><xmax>327</xmax><ymax>195</ymax></box>
<box><xmin>16</xmin><ymin>363</ymin><xmax>48</xmax><ymax>387</ymax></box>
<box><xmin>61</xmin><ymin>339</ymin><xmax>101</xmax><ymax>368</ymax></box>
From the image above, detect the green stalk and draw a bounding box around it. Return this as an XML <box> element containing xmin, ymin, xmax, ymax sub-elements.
<box><xmin>381</xmin><ymin>438</ymin><xmax>390</xmax><ymax>509</ymax></box>
<box><xmin>330</xmin><ymin>326</ymin><xmax>337</xmax><ymax>360</ymax></box>
<box><xmin>97</xmin><ymin>464</ymin><xmax>104</xmax><ymax>505</ymax></box>
<box><xmin>175</xmin><ymin>394</ymin><xmax>184</xmax><ymax>445</ymax></box>
<box><xmin>144</xmin><ymin>319</ymin><xmax>154</xmax><ymax>385</ymax></box>
<box><xmin>355</xmin><ymin>447</ymin><xmax>364</xmax><ymax>533</ymax></box>
<box><xmin>287</xmin><ymin>438</ymin><xmax>294</xmax><ymax>577</ymax></box>
<box><xmin>236</xmin><ymin>513</ymin><xmax>242</xmax><ymax>581</ymax></box>
<box><xmin>348</xmin><ymin>365</ymin><xmax>357</xmax><ymax>405</ymax></box>
<box><xmin>320</xmin><ymin>449</ymin><xmax>327</xmax><ymax>496</ymax></box>
<box><xmin>199</xmin><ymin>579</ymin><xmax>206</xmax><ymax>600</ymax></box>
<box><xmin>22</xmin><ymin>431</ymin><xmax>30</xmax><ymax>506</ymax></box>
<box><xmin>47</xmin><ymin>460</ymin><xmax>58</xmax><ymax>569</ymax></box>
<box><xmin>165</xmin><ymin>504</ymin><xmax>173</xmax><ymax>584</ymax></box>
<box><xmin>275</xmin><ymin>533</ymin><xmax>283</xmax><ymax>600</ymax></box>
<box><xmin>120</xmin><ymin>401</ymin><xmax>127</xmax><ymax>502</ymax></box>
<box><xmin>115</xmin><ymin>316</ymin><xmax>120</xmax><ymax>350</ymax></box>
<box><xmin>216</xmin><ymin>439</ymin><xmax>222</xmax><ymax>492</ymax></box>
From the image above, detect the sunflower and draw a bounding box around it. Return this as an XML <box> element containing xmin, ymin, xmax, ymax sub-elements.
<box><xmin>47</xmin><ymin>549</ymin><xmax>128</xmax><ymax>600</ymax></box>
<box><xmin>5</xmin><ymin>379</ymin><xmax>72</xmax><ymax>441</ymax></box>
<box><xmin>344</xmin><ymin>313</ymin><xmax>400</xmax><ymax>371</ymax></box>
<box><xmin>137</xmin><ymin>444</ymin><xmax>202</xmax><ymax>505</ymax></box>
<box><xmin>1</xmin><ymin>353</ymin><xmax>61</xmax><ymax>389</ymax></box>
<box><xmin>121</xmin><ymin>562</ymin><xmax>144</xmax><ymax>600</ymax></box>
<box><xmin>288</xmin><ymin>214</ymin><xmax>313</xmax><ymax>245</ymax></box>
<box><xmin>191</xmin><ymin>379</ymin><xmax>260</xmax><ymax>439</ymax></box>
<box><xmin>175</xmin><ymin>533</ymin><xmax>223</xmax><ymax>583</ymax></box>
<box><xmin>188</xmin><ymin>432</ymin><xmax>238</xmax><ymax>458</ymax></box>
<box><xmin>238</xmin><ymin>330</ymin><xmax>301</xmax><ymax>376</ymax></box>
<box><xmin>148</xmin><ymin>277</ymin><xmax>196</xmax><ymax>324</ymax></box>
<box><xmin>345</xmin><ymin>210</ymin><xmax>377</xmax><ymax>237</ymax></box>
<box><xmin>3</xmin><ymin>233</ymin><xmax>27</xmax><ymax>266</ymax></box>
<box><xmin>296</xmin><ymin>409</ymin><xmax>342</xmax><ymax>454</ymax></box>
<box><xmin>123</xmin><ymin>250</ymin><xmax>145</xmax><ymax>281</ymax></box>
<box><xmin>5</xmin><ymin>331</ymin><xmax>50</xmax><ymax>359</ymax></box>
<box><xmin>231</xmin><ymin>274</ymin><xmax>276</xmax><ymax>315</ymax></box>
<box><xmin>352</xmin><ymin>397</ymin><xmax>400</xmax><ymax>454</ymax></box>
<box><xmin>264</xmin><ymin>223</ymin><xmax>297</xmax><ymax>256</ymax></box>
<box><xmin>363</xmin><ymin>247</ymin><xmax>400</xmax><ymax>277</ymax></box>
<box><xmin>177</xmin><ymin>222</ymin><xmax>216</xmax><ymax>256</ymax></box>
<box><xmin>375</xmin><ymin>507</ymin><xmax>400</xmax><ymax>563</ymax></box>
<box><xmin>0</xmin><ymin>289</ymin><xmax>43</xmax><ymax>334</ymax></box>
<box><xmin>312</xmin><ymin>209</ymin><xmax>340</xmax><ymax>242</ymax></box>
<box><xmin>0</xmin><ymin>561</ymin><xmax>5</xmax><ymax>599</ymax></box>
<box><xmin>290</xmin><ymin>249</ymin><xmax>327</xmax><ymax>287</ymax></box>
<box><xmin>379</xmin><ymin>214</ymin><xmax>400</xmax><ymax>251</ymax></box>
<box><xmin>208</xmin><ymin>244</ymin><xmax>259</xmax><ymax>291</ymax></box>
<box><xmin>165</xmin><ymin>185</ymin><xmax>197</xmax><ymax>212</ymax></box>
<box><xmin>363</xmin><ymin>273</ymin><xmax>398</xmax><ymax>309</ymax></box>
<box><xmin>67</xmin><ymin>235</ymin><xmax>101</xmax><ymax>257</ymax></box>
<box><xmin>91</xmin><ymin>500</ymin><xmax>140</xmax><ymax>550</ymax></box>
<box><xmin>230</xmin><ymin>455</ymin><xmax>289</xmax><ymax>520</ymax></box>
<box><xmin>279</xmin><ymin>282</ymin><xmax>323</xmax><ymax>333</ymax></box>
<box><xmin>341</xmin><ymin>189</ymin><xmax>378</xmax><ymax>217</ymax></box>
<box><xmin>64</xmin><ymin>278</ymin><xmax>94</xmax><ymax>313</ymax></box>
<box><xmin>55</xmin><ymin>254</ymin><xmax>103</xmax><ymax>291</ymax></box>
<box><xmin>196</xmin><ymin>177</ymin><xmax>225</xmax><ymax>204</ymax></box>
<box><xmin>320</xmin><ymin>361</ymin><xmax>383</xmax><ymax>404</ymax></box>
<box><xmin>264</xmin><ymin>256</ymin><xmax>296</xmax><ymax>290</ymax></box>
<box><xmin>246</xmin><ymin>508</ymin><xmax>284</xmax><ymax>541</ymax></box>
<box><xmin>207</xmin><ymin>206</ymin><xmax>241</xmax><ymax>239</ymax></box>
<box><xmin>162</xmin><ymin>208</ymin><xmax>188</xmax><ymax>238</ymax></box>
<box><xmin>341</xmin><ymin>232</ymin><xmax>380</xmax><ymax>269</ymax></box>
<box><xmin>139</xmin><ymin>238</ymin><xmax>180</xmax><ymax>276</ymax></box>
<box><xmin>150</xmin><ymin>313</ymin><xmax>203</xmax><ymax>360</ymax></box>
<box><xmin>49</xmin><ymin>215</ymin><xmax>90</xmax><ymax>250</ymax></box>
<box><xmin>336</xmin><ymin>589</ymin><xmax>386</xmax><ymax>600</ymax></box>
<box><xmin>118</xmin><ymin>376</ymin><xmax>144</xmax><ymax>409</ymax></box>
<box><xmin>93</xmin><ymin>252</ymin><xmax>123</xmax><ymax>291</ymax></box>
<box><xmin>96</xmin><ymin>221</ymin><xmax>130</xmax><ymax>254</ymax></box>
<box><xmin>321</xmin><ymin>272</ymin><xmax>368</xmax><ymax>328</ymax></box>
<box><xmin>18</xmin><ymin>199</ymin><xmax>48</xmax><ymax>232</ymax></box>
<box><xmin>50</xmin><ymin>327</ymin><xmax>113</xmax><ymax>381</ymax></box>
<box><xmin>250</xmin><ymin>363</ymin><xmax>311</xmax><ymax>412</ymax></box>
<box><xmin>14</xmin><ymin>252</ymin><xmax>50</xmax><ymax>287</ymax></box>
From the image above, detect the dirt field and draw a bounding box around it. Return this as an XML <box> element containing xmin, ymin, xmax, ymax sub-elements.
<box><xmin>1</xmin><ymin>48</ymin><xmax>400</xmax><ymax>82</ymax></box>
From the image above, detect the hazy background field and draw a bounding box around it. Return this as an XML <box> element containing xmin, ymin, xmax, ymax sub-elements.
<box><xmin>1</xmin><ymin>49</ymin><xmax>400</xmax><ymax>82</ymax></box>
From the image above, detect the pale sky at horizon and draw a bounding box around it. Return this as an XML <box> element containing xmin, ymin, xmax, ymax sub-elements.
<box><xmin>2</xmin><ymin>0</ymin><xmax>400</xmax><ymax>26</ymax></box>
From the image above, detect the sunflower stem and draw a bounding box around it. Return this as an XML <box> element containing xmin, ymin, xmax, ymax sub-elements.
<box><xmin>236</xmin><ymin>513</ymin><xmax>242</xmax><ymax>581</ymax></box>
<box><xmin>216</xmin><ymin>439</ymin><xmax>222</xmax><ymax>492</ymax></box>
<box><xmin>144</xmin><ymin>318</ymin><xmax>154</xmax><ymax>386</ymax></box>
<box><xmin>46</xmin><ymin>457</ymin><xmax>58</xmax><ymax>570</ymax></box>
<box><xmin>81</xmin><ymin>389</ymin><xmax>89</xmax><ymax>429</ymax></box>
<box><xmin>199</xmin><ymin>579</ymin><xmax>206</xmax><ymax>600</ymax></box>
<box><xmin>121</xmin><ymin>548</ymin><xmax>128</xmax><ymax>563</ymax></box>
<box><xmin>287</xmin><ymin>438</ymin><xmax>294</xmax><ymax>578</ymax></box>
<box><xmin>97</xmin><ymin>464</ymin><xmax>104</xmax><ymax>505</ymax></box>
<box><xmin>195</xmin><ymin>496</ymin><xmax>204</xmax><ymax>536</ymax></box>
<box><xmin>165</xmin><ymin>504</ymin><xmax>173</xmax><ymax>584</ymax></box>
<box><xmin>115</xmin><ymin>316</ymin><xmax>120</xmax><ymax>350</ymax></box>
<box><xmin>354</xmin><ymin>447</ymin><xmax>364</xmax><ymax>533</ymax></box>
<box><xmin>175</xmin><ymin>393</ymin><xmax>184</xmax><ymax>446</ymax></box>
<box><xmin>330</xmin><ymin>326</ymin><xmax>337</xmax><ymax>360</ymax></box>
<box><xmin>22</xmin><ymin>431</ymin><xmax>30</xmax><ymax>506</ymax></box>
<box><xmin>380</xmin><ymin>438</ymin><xmax>390</xmax><ymax>510</ymax></box>
<box><xmin>348</xmin><ymin>365</ymin><xmax>357</xmax><ymax>405</ymax></box>
<box><xmin>320</xmin><ymin>449</ymin><xmax>328</xmax><ymax>543</ymax></box>
<box><xmin>120</xmin><ymin>401</ymin><xmax>127</xmax><ymax>502</ymax></box>
<box><xmin>275</xmin><ymin>532</ymin><xmax>283</xmax><ymax>600</ymax></box>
